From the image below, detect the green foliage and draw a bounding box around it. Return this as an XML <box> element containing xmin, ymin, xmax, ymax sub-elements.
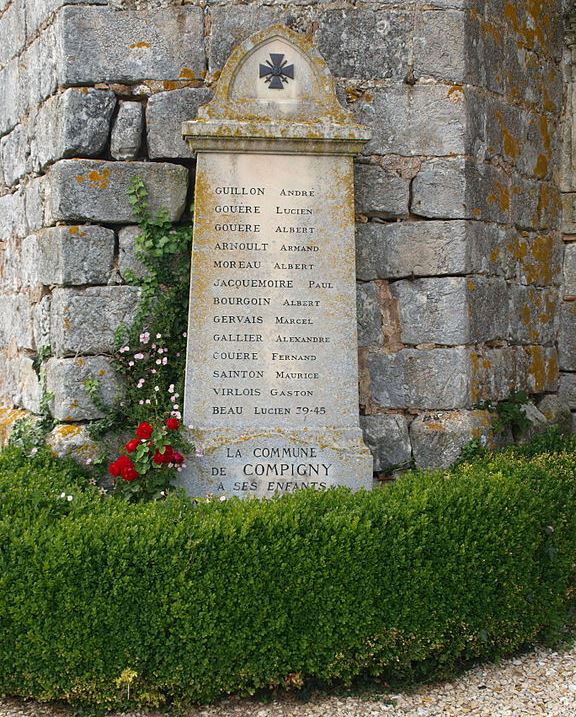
<box><xmin>480</xmin><ymin>391</ymin><xmax>531</xmax><ymax>438</ymax></box>
<box><xmin>1</xmin><ymin>444</ymin><xmax>575</xmax><ymax>708</ymax></box>
<box><xmin>89</xmin><ymin>178</ymin><xmax>191</xmax><ymax>440</ymax></box>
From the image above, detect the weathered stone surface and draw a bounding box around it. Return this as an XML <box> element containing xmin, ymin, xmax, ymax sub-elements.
<box><xmin>0</xmin><ymin>59</ymin><xmax>20</xmax><ymax>136</ymax></box>
<box><xmin>32</xmin><ymin>295</ymin><xmax>51</xmax><ymax>350</ymax></box>
<box><xmin>0</xmin><ymin>124</ymin><xmax>27</xmax><ymax>187</ymax></box>
<box><xmin>45</xmin><ymin>160</ymin><xmax>188</xmax><ymax>224</ymax></box>
<box><xmin>111</xmin><ymin>101</ymin><xmax>144</xmax><ymax>161</ymax></box>
<box><xmin>316</xmin><ymin>9</ymin><xmax>411</xmax><ymax>81</ymax></box>
<box><xmin>360</xmin><ymin>414</ymin><xmax>411</xmax><ymax>472</ymax></box>
<box><xmin>24</xmin><ymin>178</ymin><xmax>45</xmax><ymax>234</ymax></box>
<box><xmin>509</xmin><ymin>286</ymin><xmax>559</xmax><ymax>345</ymax></box>
<box><xmin>0</xmin><ymin>294</ymin><xmax>34</xmax><ymax>350</ymax></box>
<box><xmin>31</xmin><ymin>89</ymin><xmax>117</xmax><ymax>170</ymax></box>
<box><xmin>118</xmin><ymin>225</ymin><xmax>146</xmax><ymax>280</ymax></box>
<box><xmin>391</xmin><ymin>276</ymin><xmax>508</xmax><ymax>346</ymax></box>
<box><xmin>354</xmin><ymin>164</ymin><xmax>409</xmax><ymax>217</ymax></box>
<box><xmin>508</xmin><ymin>232</ymin><xmax>563</xmax><ymax>288</ymax></box>
<box><xmin>559</xmin><ymin>373</ymin><xmax>576</xmax><ymax>410</ymax></box>
<box><xmin>357</xmin><ymin>282</ymin><xmax>383</xmax><ymax>348</ymax></box>
<box><xmin>411</xmin><ymin>158</ymin><xmax>468</xmax><ymax>218</ymax></box>
<box><xmin>0</xmin><ymin>406</ymin><xmax>31</xmax><ymax>448</ymax></box>
<box><xmin>354</xmin><ymin>85</ymin><xmax>466</xmax><ymax>156</ymax></box>
<box><xmin>0</xmin><ymin>353</ymin><xmax>41</xmax><ymax>412</ymax></box>
<box><xmin>562</xmin><ymin>193</ymin><xmax>576</xmax><ymax>233</ymax></box>
<box><xmin>34</xmin><ymin>226</ymin><xmax>115</xmax><ymax>286</ymax></box>
<box><xmin>56</xmin><ymin>7</ymin><xmax>205</xmax><ymax>84</ymax></box>
<box><xmin>19</xmin><ymin>26</ymin><xmax>58</xmax><ymax>118</ymax></box>
<box><xmin>356</xmin><ymin>220</ymin><xmax>502</xmax><ymax>281</ymax></box>
<box><xmin>0</xmin><ymin>0</ymin><xmax>25</xmax><ymax>68</ymax></box>
<box><xmin>564</xmin><ymin>243</ymin><xmax>576</xmax><ymax>297</ymax></box>
<box><xmin>410</xmin><ymin>410</ymin><xmax>492</xmax><ymax>469</ymax></box>
<box><xmin>46</xmin><ymin>356</ymin><xmax>119</xmax><ymax>421</ymax></box>
<box><xmin>368</xmin><ymin>348</ymin><xmax>471</xmax><ymax>410</ymax></box>
<box><xmin>147</xmin><ymin>88</ymin><xmax>212</xmax><ymax>159</ymax></box>
<box><xmin>536</xmin><ymin>394</ymin><xmax>572</xmax><ymax>433</ymax></box>
<box><xmin>207</xmin><ymin>6</ymin><xmax>281</xmax><ymax>70</ymax></box>
<box><xmin>50</xmin><ymin>286</ymin><xmax>140</xmax><ymax>356</ymax></box>
<box><xmin>0</xmin><ymin>190</ymin><xmax>26</xmax><ymax>241</ymax></box>
<box><xmin>25</xmin><ymin>0</ymin><xmax>107</xmax><ymax>40</ymax></box>
<box><xmin>46</xmin><ymin>424</ymin><xmax>98</xmax><ymax>463</ymax></box>
<box><xmin>414</xmin><ymin>10</ymin><xmax>466</xmax><ymax>82</ymax></box>
<box><xmin>559</xmin><ymin>303</ymin><xmax>576</xmax><ymax>371</ymax></box>
<box><xmin>518</xmin><ymin>345</ymin><xmax>559</xmax><ymax>394</ymax></box>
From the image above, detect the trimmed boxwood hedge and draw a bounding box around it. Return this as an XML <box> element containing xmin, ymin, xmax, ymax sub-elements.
<box><xmin>0</xmin><ymin>442</ymin><xmax>575</xmax><ymax>707</ymax></box>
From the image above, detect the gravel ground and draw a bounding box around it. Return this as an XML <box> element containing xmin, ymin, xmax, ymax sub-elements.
<box><xmin>1</xmin><ymin>643</ymin><xmax>575</xmax><ymax>717</ymax></box>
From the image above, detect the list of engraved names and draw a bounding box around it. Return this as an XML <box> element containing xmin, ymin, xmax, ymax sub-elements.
<box><xmin>188</xmin><ymin>153</ymin><xmax>357</xmax><ymax>429</ymax></box>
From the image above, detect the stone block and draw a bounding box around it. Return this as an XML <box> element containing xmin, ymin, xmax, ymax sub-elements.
<box><xmin>411</xmin><ymin>158</ymin><xmax>468</xmax><ymax>219</ymax></box>
<box><xmin>391</xmin><ymin>276</ymin><xmax>508</xmax><ymax>346</ymax></box>
<box><xmin>56</xmin><ymin>7</ymin><xmax>205</xmax><ymax>85</ymax></box>
<box><xmin>564</xmin><ymin>243</ymin><xmax>576</xmax><ymax>298</ymax></box>
<box><xmin>410</xmin><ymin>410</ymin><xmax>492</xmax><ymax>469</ymax></box>
<box><xmin>354</xmin><ymin>85</ymin><xmax>466</xmax><ymax>157</ymax></box>
<box><xmin>46</xmin><ymin>356</ymin><xmax>119</xmax><ymax>421</ymax></box>
<box><xmin>360</xmin><ymin>414</ymin><xmax>412</xmax><ymax>472</ymax></box>
<box><xmin>0</xmin><ymin>353</ymin><xmax>41</xmax><ymax>412</ymax></box>
<box><xmin>507</xmin><ymin>232</ymin><xmax>563</xmax><ymax>287</ymax></box>
<box><xmin>356</xmin><ymin>220</ymin><xmax>502</xmax><ymax>281</ymax></box>
<box><xmin>118</xmin><ymin>225</ymin><xmax>146</xmax><ymax>281</ymax></box>
<box><xmin>465</xmin><ymin>162</ymin><xmax>512</xmax><ymax>225</ymax></box>
<box><xmin>354</xmin><ymin>164</ymin><xmax>409</xmax><ymax>217</ymax></box>
<box><xmin>469</xmin><ymin>347</ymin><xmax>517</xmax><ymax>405</ymax></box>
<box><xmin>147</xmin><ymin>88</ymin><xmax>212</xmax><ymax>159</ymax></box>
<box><xmin>0</xmin><ymin>0</ymin><xmax>25</xmax><ymax>68</ymax></box>
<box><xmin>31</xmin><ymin>89</ymin><xmax>117</xmax><ymax>171</ymax></box>
<box><xmin>46</xmin><ymin>424</ymin><xmax>98</xmax><ymax>463</ymax></box>
<box><xmin>559</xmin><ymin>302</ymin><xmax>576</xmax><ymax>371</ymax></box>
<box><xmin>0</xmin><ymin>190</ymin><xmax>26</xmax><ymax>242</ymax></box>
<box><xmin>0</xmin><ymin>124</ymin><xmax>28</xmax><ymax>187</ymax></box>
<box><xmin>414</xmin><ymin>10</ymin><xmax>466</xmax><ymax>82</ymax></box>
<box><xmin>50</xmin><ymin>286</ymin><xmax>140</xmax><ymax>356</ymax></box>
<box><xmin>33</xmin><ymin>226</ymin><xmax>115</xmax><ymax>286</ymax></box>
<box><xmin>368</xmin><ymin>347</ymin><xmax>471</xmax><ymax>410</ymax></box>
<box><xmin>559</xmin><ymin>372</ymin><xmax>576</xmax><ymax>410</ymax></box>
<box><xmin>0</xmin><ymin>60</ymin><xmax>20</xmax><ymax>136</ymax></box>
<box><xmin>0</xmin><ymin>406</ymin><xmax>32</xmax><ymax>448</ymax></box>
<box><xmin>509</xmin><ymin>286</ymin><xmax>559</xmax><ymax>345</ymax></box>
<box><xmin>45</xmin><ymin>160</ymin><xmax>188</xmax><ymax>224</ymax></box>
<box><xmin>25</xmin><ymin>0</ymin><xmax>107</xmax><ymax>39</ymax></box>
<box><xmin>517</xmin><ymin>345</ymin><xmax>559</xmax><ymax>394</ymax></box>
<box><xmin>111</xmin><ymin>101</ymin><xmax>144</xmax><ymax>161</ymax></box>
<box><xmin>0</xmin><ymin>294</ymin><xmax>34</xmax><ymax>349</ymax></box>
<box><xmin>316</xmin><ymin>9</ymin><xmax>411</xmax><ymax>81</ymax></box>
<box><xmin>207</xmin><ymin>6</ymin><xmax>282</xmax><ymax>71</ymax></box>
<box><xmin>24</xmin><ymin>178</ymin><xmax>45</xmax><ymax>234</ymax></box>
<box><xmin>356</xmin><ymin>282</ymin><xmax>383</xmax><ymax>348</ymax></box>
<box><xmin>19</xmin><ymin>27</ymin><xmax>58</xmax><ymax>118</ymax></box>
<box><xmin>536</xmin><ymin>394</ymin><xmax>572</xmax><ymax>433</ymax></box>
<box><xmin>32</xmin><ymin>295</ymin><xmax>51</xmax><ymax>350</ymax></box>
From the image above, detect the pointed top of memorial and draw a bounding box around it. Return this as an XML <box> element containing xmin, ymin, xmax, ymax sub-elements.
<box><xmin>182</xmin><ymin>24</ymin><xmax>371</xmax><ymax>155</ymax></box>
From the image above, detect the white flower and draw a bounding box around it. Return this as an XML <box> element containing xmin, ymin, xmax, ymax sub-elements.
<box><xmin>145</xmin><ymin>399</ymin><xmax>151</xmax><ymax>404</ymax></box>
<box><xmin>139</xmin><ymin>399</ymin><xmax>144</xmax><ymax>405</ymax></box>
<box><xmin>134</xmin><ymin>353</ymin><xmax>144</xmax><ymax>360</ymax></box>
<box><xmin>151</xmin><ymin>369</ymin><xmax>157</xmax><ymax>374</ymax></box>
<box><xmin>139</xmin><ymin>332</ymin><xmax>150</xmax><ymax>344</ymax></box>
<box><xmin>59</xmin><ymin>492</ymin><xmax>66</xmax><ymax>499</ymax></box>
<box><xmin>168</xmin><ymin>384</ymin><xmax>175</xmax><ymax>393</ymax></box>
<box><xmin>182</xmin><ymin>332</ymin><xmax>187</xmax><ymax>338</ymax></box>
<box><xmin>195</xmin><ymin>447</ymin><xmax>204</xmax><ymax>457</ymax></box>
<box><xmin>85</xmin><ymin>458</ymin><xmax>92</xmax><ymax>465</ymax></box>
<box><xmin>162</xmin><ymin>357</ymin><xmax>168</xmax><ymax>365</ymax></box>
<box><xmin>156</xmin><ymin>333</ymin><xmax>162</xmax><ymax>339</ymax></box>
<box><xmin>158</xmin><ymin>348</ymin><xmax>164</xmax><ymax>354</ymax></box>
<box><xmin>173</xmin><ymin>404</ymin><xmax>179</xmax><ymax>410</ymax></box>
<box><xmin>154</xmin><ymin>386</ymin><xmax>160</xmax><ymax>392</ymax></box>
<box><xmin>155</xmin><ymin>359</ymin><xmax>161</xmax><ymax>365</ymax></box>
<box><xmin>67</xmin><ymin>495</ymin><xmax>73</xmax><ymax>502</ymax></box>
<box><xmin>128</xmin><ymin>361</ymin><xmax>134</xmax><ymax>367</ymax></box>
<box><xmin>219</xmin><ymin>496</ymin><xmax>227</xmax><ymax>502</ymax></box>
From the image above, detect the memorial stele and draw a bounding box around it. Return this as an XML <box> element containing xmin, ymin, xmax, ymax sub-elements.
<box><xmin>181</xmin><ymin>25</ymin><xmax>374</xmax><ymax>498</ymax></box>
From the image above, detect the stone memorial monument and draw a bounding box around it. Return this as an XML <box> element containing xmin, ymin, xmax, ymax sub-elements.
<box><xmin>181</xmin><ymin>25</ymin><xmax>373</xmax><ymax>498</ymax></box>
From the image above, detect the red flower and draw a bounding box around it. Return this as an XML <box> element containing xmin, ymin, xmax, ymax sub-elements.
<box><xmin>166</xmin><ymin>417</ymin><xmax>180</xmax><ymax>430</ymax></box>
<box><xmin>125</xmin><ymin>438</ymin><xmax>140</xmax><ymax>453</ymax></box>
<box><xmin>109</xmin><ymin>454</ymin><xmax>138</xmax><ymax>479</ymax></box>
<box><xmin>121</xmin><ymin>465</ymin><xmax>139</xmax><ymax>481</ymax></box>
<box><xmin>172</xmin><ymin>451</ymin><xmax>184</xmax><ymax>464</ymax></box>
<box><xmin>152</xmin><ymin>451</ymin><xmax>165</xmax><ymax>465</ymax></box>
<box><xmin>135</xmin><ymin>422</ymin><xmax>153</xmax><ymax>440</ymax></box>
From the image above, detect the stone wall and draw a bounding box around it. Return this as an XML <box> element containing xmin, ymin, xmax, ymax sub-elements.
<box><xmin>0</xmin><ymin>0</ymin><xmax>568</xmax><ymax>471</ymax></box>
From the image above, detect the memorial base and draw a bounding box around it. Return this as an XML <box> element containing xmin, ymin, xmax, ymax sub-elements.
<box><xmin>179</xmin><ymin>427</ymin><xmax>374</xmax><ymax>498</ymax></box>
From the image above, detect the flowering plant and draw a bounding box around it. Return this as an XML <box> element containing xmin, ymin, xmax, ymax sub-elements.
<box><xmin>109</xmin><ymin>417</ymin><xmax>187</xmax><ymax>501</ymax></box>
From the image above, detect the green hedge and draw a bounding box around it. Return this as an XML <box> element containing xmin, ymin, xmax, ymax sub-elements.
<box><xmin>0</xmin><ymin>444</ymin><xmax>575</xmax><ymax>707</ymax></box>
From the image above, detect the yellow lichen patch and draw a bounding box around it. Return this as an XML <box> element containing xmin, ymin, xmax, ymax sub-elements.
<box><xmin>489</xmin><ymin>246</ymin><xmax>500</xmax><ymax>264</ymax></box>
<box><xmin>52</xmin><ymin>424</ymin><xmax>82</xmax><ymax>438</ymax></box>
<box><xmin>98</xmin><ymin>369</ymin><xmax>107</xmax><ymax>377</ymax></box>
<box><xmin>520</xmin><ymin>303</ymin><xmax>531</xmax><ymax>326</ymax></box>
<box><xmin>163</xmin><ymin>81</ymin><xmax>180</xmax><ymax>91</ymax></box>
<box><xmin>524</xmin><ymin>234</ymin><xmax>555</xmax><ymax>285</ymax></box>
<box><xmin>74</xmin><ymin>357</ymin><xmax>86</xmax><ymax>368</ymax></box>
<box><xmin>534</xmin><ymin>154</ymin><xmax>548</xmax><ymax>179</ymax></box>
<box><xmin>422</xmin><ymin>422</ymin><xmax>443</xmax><ymax>431</ymax></box>
<box><xmin>129</xmin><ymin>41</ymin><xmax>150</xmax><ymax>49</ymax></box>
<box><xmin>495</xmin><ymin>111</ymin><xmax>520</xmax><ymax>161</ymax></box>
<box><xmin>0</xmin><ymin>407</ymin><xmax>29</xmax><ymax>447</ymax></box>
<box><xmin>448</xmin><ymin>85</ymin><xmax>464</xmax><ymax>102</ymax></box>
<box><xmin>539</xmin><ymin>116</ymin><xmax>551</xmax><ymax>152</ymax></box>
<box><xmin>86</xmin><ymin>169</ymin><xmax>110</xmax><ymax>190</ymax></box>
<box><xmin>179</xmin><ymin>67</ymin><xmax>195</xmax><ymax>80</ymax></box>
<box><xmin>466</xmin><ymin>278</ymin><xmax>476</xmax><ymax>291</ymax></box>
